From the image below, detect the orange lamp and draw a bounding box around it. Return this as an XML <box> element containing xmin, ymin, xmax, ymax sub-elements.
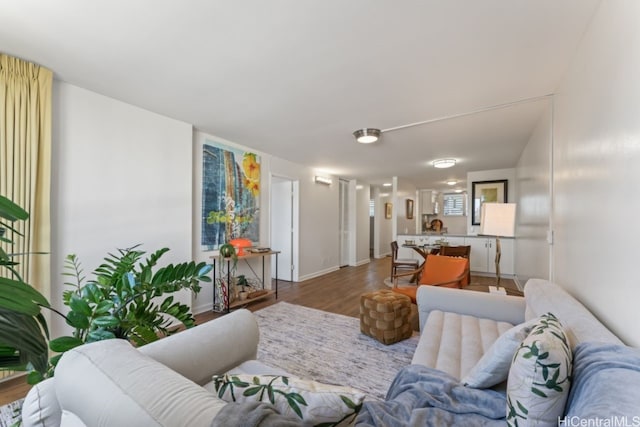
<box><xmin>229</xmin><ymin>238</ymin><xmax>252</xmax><ymax>256</ymax></box>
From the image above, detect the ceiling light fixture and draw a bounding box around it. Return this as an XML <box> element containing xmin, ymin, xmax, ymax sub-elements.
<box><xmin>433</xmin><ymin>159</ymin><xmax>456</xmax><ymax>169</ymax></box>
<box><xmin>353</xmin><ymin>128</ymin><xmax>381</xmax><ymax>144</ymax></box>
<box><xmin>383</xmin><ymin>183</ymin><xmax>392</xmax><ymax>187</ymax></box>
<box><xmin>352</xmin><ymin>94</ymin><xmax>552</xmax><ymax>146</ymax></box>
<box><xmin>447</xmin><ymin>180</ymin><xmax>457</xmax><ymax>186</ymax></box>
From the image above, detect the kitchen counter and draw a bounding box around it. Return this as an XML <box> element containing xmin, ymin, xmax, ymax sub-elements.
<box><xmin>399</xmin><ymin>233</ymin><xmax>515</xmax><ymax>239</ymax></box>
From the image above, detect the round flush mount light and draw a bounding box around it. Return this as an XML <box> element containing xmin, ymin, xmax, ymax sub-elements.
<box><xmin>433</xmin><ymin>158</ymin><xmax>456</xmax><ymax>169</ymax></box>
<box><xmin>446</xmin><ymin>180</ymin><xmax>457</xmax><ymax>186</ymax></box>
<box><xmin>353</xmin><ymin>128</ymin><xmax>381</xmax><ymax>144</ymax></box>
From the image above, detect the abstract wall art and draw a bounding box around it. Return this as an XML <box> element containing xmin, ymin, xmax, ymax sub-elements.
<box><xmin>201</xmin><ymin>140</ymin><xmax>260</xmax><ymax>250</ymax></box>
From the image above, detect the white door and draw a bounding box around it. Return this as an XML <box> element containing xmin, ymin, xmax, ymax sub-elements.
<box><xmin>271</xmin><ymin>176</ymin><xmax>294</xmax><ymax>281</ymax></box>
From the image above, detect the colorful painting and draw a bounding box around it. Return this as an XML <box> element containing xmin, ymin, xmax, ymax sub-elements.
<box><xmin>201</xmin><ymin>140</ymin><xmax>260</xmax><ymax>250</ymax></box>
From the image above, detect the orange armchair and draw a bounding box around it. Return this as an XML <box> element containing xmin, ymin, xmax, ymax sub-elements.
<box><xmin>392</xmin><ymin>254</ymin><xmax>469</xmax><ymax>303</ymax></box>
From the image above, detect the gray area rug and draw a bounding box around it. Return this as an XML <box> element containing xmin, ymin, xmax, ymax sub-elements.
<box><xmin>0</xmin><ymin>398</ymin><xmax>22</xmax><ymax>427</ymax></box>
<box><xmin>253</xmin><ymin>302</ymin><xmax>419</xmax><ymax>401</ymax></box>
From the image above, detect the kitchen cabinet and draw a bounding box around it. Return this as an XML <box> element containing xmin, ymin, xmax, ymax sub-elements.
<box><xmin>465</xmin><ymin>236</ymin><xmax>514</xmax><ymax>275</ymax></box>
<box><xmin>420</xmin><ymin>190</ymin><xmax>439</xmax><ymax>215</ymax></box>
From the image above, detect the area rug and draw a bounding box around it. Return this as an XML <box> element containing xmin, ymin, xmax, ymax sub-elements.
<box><xmin>0</xmin><ymin>398</ymin><xmax>22</xmax><ymax>427</ymax></box>
<box><xmin>253</xmin><ymin>302</ymin><xmax>419</xmax><ymax>401</ymax></box>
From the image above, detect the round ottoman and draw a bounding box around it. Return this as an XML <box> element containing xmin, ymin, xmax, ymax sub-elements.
<box><xmin>360</xmin><ymin>289</ymin><xmax>412</xmax><ymax>345</ymax></box>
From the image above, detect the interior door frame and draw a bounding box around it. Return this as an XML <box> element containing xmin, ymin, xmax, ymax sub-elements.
<box><xmin>269</xmin><ymin>174</ymin><xmax>299</xmax><ymax>282</ymax></box>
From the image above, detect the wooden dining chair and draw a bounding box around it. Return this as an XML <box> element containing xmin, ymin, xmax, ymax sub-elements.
<box><xmin>391</xmin><ymin>254</ymin><xmax>469</xmax><ymax>303</ymax></box>
<box><xmin>438</xmin><ymin>245</ymin><xmax>471</xmax><ymax>284</ymax></box>
<box><xmin>390</xmin><ymin>241</ymin><xmax>419</xmax><ymax>280</ymax></box>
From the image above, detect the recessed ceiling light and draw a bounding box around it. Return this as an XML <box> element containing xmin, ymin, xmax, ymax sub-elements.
<box><xmin>353</xmin><ymin>128</ymin><xmax>381</xmax><ymax>144</ymax></box>
<box><xmin>447</xmin><ymin>180</ymin><xmax>457</xmax><ymax>186</ymax></box>
<box><xmin>383</xmin><ymin>183</ymin><xmax>392</xmax><ymax>187</ymax></box>
<box><xmin>433</xmin><ymin>159</ymin><xmax>456</xmax><ymax>169</ymax></box>
<box><xmin>455</xmin><ymin>189</ymin><xmax>463</xmax><ymax>193</ymax></box>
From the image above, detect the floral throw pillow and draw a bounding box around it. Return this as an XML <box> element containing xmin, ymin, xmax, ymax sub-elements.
<box><xmin>506</xmin><ymin>313</ymin><xmax>572</xmax><ymax>426</ymax></box>
<box><xmin>212</xmin><ymin>374</ymin><xmax>365</xmax><ymax>426</ymax></box>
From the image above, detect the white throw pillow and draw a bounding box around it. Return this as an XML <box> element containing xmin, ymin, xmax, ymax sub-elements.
<box><xmin>463</xmin><ymin>318</ymin><xmax>539</xmax><ymax>388</ymax></box>
<box><xmin>212</xmin><ymin>374</ymin><xmax>365</xmax><ymax>426</ymax></box>
<box><xmin>506</xmin><ymin>313</ymin><xmax>572</xmax><ymax>427</ymax></box>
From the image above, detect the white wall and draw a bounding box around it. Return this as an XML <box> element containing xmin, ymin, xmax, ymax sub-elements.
<box><xmin>466</xmin><ymin>168</ymin><xmax>517</xmax><ymax>235</ymax></box>
<box><xmin>515</xmin><ymin>105</ymin><xmax>552</xmax><ymax>285</ymax></box>
<box><xmin>551</xmin><ymin>0</ymin><xmax>640</xmax><ymax>346</ymax></box>
<box><xmin>376</xmin><ymin>191</ymin><xmax>393</xmax><ymax>257</ymax></box>
<box><xmin>191</xmin><ymin>131</ymin><xmax>273</xmax><ymax>313</ymax></box>
<box><xmin>270</xmin><ymin>157</ymin><xmax>340</xmax><ymax>281</ymax></box>
<box><xmin>395</xmin><ymin>178</ymin><xmax>418</xmax><ymax>235</ymax></box>
<box><xmin>51</xmin><ymin>82</ymin><xmax>193</xmax><ymax>337</ymax></box>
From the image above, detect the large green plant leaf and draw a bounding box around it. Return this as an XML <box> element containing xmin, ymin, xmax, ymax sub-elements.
<box><xmin>0</xmin><ymin>277</ymin><xmax>50</xmax><ymax>315</ymax></box>
<box><xmin>0</xmin><ymin>309</ymin><xmax>49</xmax><ymax>374</ymax></box>
<box><xmin>0</xmin><ymin>197</ymin><xmax>29</xmax><ymax>222</ymax></box>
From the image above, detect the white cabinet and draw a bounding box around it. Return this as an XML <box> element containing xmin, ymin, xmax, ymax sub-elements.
<box><xmin>420</xmin><ymin>190</ymin><xmax>439</xmax><ymax>215</ymax></box>
<box><xmin>464</xmin><ymin>236</ymin><xmax>514</xmax><ymax>275</ymax></box>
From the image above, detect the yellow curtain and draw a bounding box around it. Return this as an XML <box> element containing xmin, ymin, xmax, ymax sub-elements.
<box><xmin>0</xmin><ymin>54</ymin><xmax>52</xmax><ymax>304</ymax></box>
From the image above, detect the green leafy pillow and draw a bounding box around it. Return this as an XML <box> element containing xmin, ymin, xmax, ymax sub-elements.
<box><xmin>212</xmin><ymin>374</ymin><xmax>365</xmax><ymax>426</ymax></box>
<box><xmin>506</xmin><ymin>312</ymin><xmax>572</xmax><ymax>426</ymax></box>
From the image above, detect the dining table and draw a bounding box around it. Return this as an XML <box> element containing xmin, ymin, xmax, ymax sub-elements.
<box><xmin>401</xmin><ymin>243</ymin><xmax>441</xmax><ymax>260</ymax></box>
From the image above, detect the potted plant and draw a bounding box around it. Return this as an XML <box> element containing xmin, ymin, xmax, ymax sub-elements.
<box><xmin>0</xmin><ymin>194</ymin><xmax>213</xmax><ymax>384</ymax></box>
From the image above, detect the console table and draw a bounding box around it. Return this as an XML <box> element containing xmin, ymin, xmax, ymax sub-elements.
<box><xmin>211</xmin><ymin>250</ymin><xmax>280</xmax><ymax>313</ymax></box>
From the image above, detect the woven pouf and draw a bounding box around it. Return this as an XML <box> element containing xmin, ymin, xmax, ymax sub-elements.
<box><xmin>360</xmin><ymin>289</ymin><xmax>412</xmax><ymax>345</ymax></box>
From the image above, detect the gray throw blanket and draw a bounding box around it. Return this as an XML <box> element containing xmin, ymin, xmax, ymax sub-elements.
<box><xmin>356</xmin><ymin>365</ymin><xmax>506</xmax><ymax>426</ymax></box>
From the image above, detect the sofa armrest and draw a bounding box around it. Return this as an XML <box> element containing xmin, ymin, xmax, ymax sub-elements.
<box><xmin>22</xmin><ymin>378</ymin><xmax>61</xmax><ymax>427</ymax></box>
<box><xmin>139</xmin><ymin>309</ymin><xmax>259</xmax><ymax>385</ymax></box>
<box><xmin>416</xmin><ymin>286</ymin><xmax>525</xmax><ymax>330</ymax></box>
<box><xmin>56</xmin><ymin>339</ymin><xmax>226</xmax><ymax>427</ymax></box>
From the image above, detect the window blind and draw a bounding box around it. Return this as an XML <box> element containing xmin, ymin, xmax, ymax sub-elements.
<box><xmin>443</xmin><ymin>193</ymin><xmax>465</xmax><ymax>216</ymax></box>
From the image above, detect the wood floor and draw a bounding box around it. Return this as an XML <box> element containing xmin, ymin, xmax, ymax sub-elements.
<box><xmin>0</xmin><ymin>256</ymin><xmax>517</xmax><ymax>405</ymax></box>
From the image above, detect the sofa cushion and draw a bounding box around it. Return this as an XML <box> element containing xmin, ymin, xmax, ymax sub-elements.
<box><xmin>506</xmin><ymin>313</ymin><xmax>572</xmax><ymax>427</ymax></box>
<box><xmin>412</xmin><ymin>310</ymin><xmax>513</xmax><ymax>379</ymax></box>
<box><xmin>462</xmin><ymin>317</ymin><xmax>539</xmax><ymax>388</ymax></box>
<box><xmin>523</xmin><ymin>279</ymin><xmax>622</xmax><ymax>347</ymax></box>
<box><xmin>212</xmin><ymin>374</ymin><xmax>365</xmax><ymax>426</ymax></box>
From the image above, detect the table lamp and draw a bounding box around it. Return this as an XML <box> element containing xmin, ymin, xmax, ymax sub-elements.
<box><xmin>479</xmin><ymin>203</ymin><xmax>516</xmax><ymax>289</ymax></box>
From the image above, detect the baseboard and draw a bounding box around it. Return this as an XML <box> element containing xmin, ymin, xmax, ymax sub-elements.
<box><xmin>354</xmin><ymin>258</ymin><xmax>370</xmax><ymax>266</ymax></box>
<box><xmin>193</xmin><ymin>302</ymin><xmax>213</xmax><ymax>315</ymax></box>
<box><xmin>298</xmin><ymin>266</ymin><xmax>340</xmax><ymax>282</ymax></box>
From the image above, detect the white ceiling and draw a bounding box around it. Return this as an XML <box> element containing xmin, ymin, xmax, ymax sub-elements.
<box><xmin>0</xmin><ymin>0</ymin><xmax>601</xmax><ymax>191</ymax></box>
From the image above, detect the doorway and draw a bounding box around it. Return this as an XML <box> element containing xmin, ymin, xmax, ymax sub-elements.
<box><xmin>270</xmin><ymin>175</ymin><xmax>298</xmax><ymax>282</ymax></box>
<box><xmin>339</xmin><ymin>179</ymin><xmax>351</xmax><ymax>267</ymax></box>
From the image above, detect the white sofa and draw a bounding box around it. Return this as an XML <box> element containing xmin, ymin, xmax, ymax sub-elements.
<box><xmin>22</xmin><ymin>279</ymin><xmax>635</xmax><ymax>426</ymax></box>
<box><xmin>412</xmin><ymin>278</ymin><xmax>622</xmax><ymax>380</ymax></box>
<box><xmin>22</xmin><ymin>309</ymin><xmax>273</xmax><ymax>427</ymax></box>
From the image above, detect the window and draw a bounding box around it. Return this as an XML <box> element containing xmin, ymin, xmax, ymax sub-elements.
<box><xmin>443</xmin><ymin>193</ymin><xmax>466</xmax><ymax>216</ymax></box>
<box><xmin>369</xmin><ymin>199</ymin><xmax>375</xmax><ymax>217</ymax></box>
